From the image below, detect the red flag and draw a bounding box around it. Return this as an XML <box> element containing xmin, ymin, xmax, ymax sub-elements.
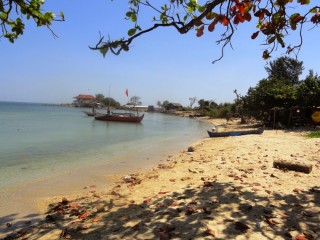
<box><xmin>125</xmin><ymin>88</ymin><xmax>128</xmax><ymax>97</ymax></box>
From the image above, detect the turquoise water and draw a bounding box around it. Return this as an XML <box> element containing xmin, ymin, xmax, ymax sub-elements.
<box><xmin>0</xmin><ymin>102</ymin><xmax>210</xmax><ymax>190</ymax></box>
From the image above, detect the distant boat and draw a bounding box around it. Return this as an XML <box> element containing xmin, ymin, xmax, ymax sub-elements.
<box><xmin>207</xmin><ymin>127</ymin><xmax>264</xmax><ymax>138</ymax></box>
<box><xmin>81</xmin><ymin>110</ymin><xmax>98</xmax><ymax>117</ymax></box>
<box><xmin>94</xmin><ymin>112</ymin><xmax>144</xmax><ymax>123</ymax></box>
<box><xmin>81</xmin><ymin>110</ymin><xmax>95</xmax><ymax>116</ymax></box>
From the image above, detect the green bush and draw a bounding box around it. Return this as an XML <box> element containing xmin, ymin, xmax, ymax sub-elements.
<box><xmin>306</xmin><ymin>131</ymin><xmax>320</xmax><ymax>138</ymax></box>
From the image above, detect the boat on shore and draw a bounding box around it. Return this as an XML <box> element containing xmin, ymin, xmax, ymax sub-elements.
<box><xmin>94</xmin><ymin>112</ymin><xmax>144</xmax><ymax>123</ymax></box>
<box><xmin>207</xmin><ymin>127</ymin><xmax>264</xmax><ymax>137</ymax></box>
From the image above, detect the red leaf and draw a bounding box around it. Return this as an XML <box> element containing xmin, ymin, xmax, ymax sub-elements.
<box><xmin>238</xmin><ymin>5</ymin><xmax>245</xmax><ymax>14</ymax></box>
<box><xmin>78</xmin><ymin>212</ymin><xmax>88</xmax><ymax>220</ymax></box>
<box><xmin>244</xmin><ymin>13</ymin><xmax>252</xmax><ymax>22</ymax></box>
<box><xmin>234</xmin><ymin>16</ymin><xmax>240</xmax><ymax>24</ymax></box>
<box><xmin>221</xmin><ymin>16</ymin><xmax>229</xmax><ymax>26</ymax></box>
<box><xmin>208</xmin><ymin>21</ymin><xmax>216</xmax><ymax>32</ymax></box>
<box><xmin>158</xmin><ymin>191</ymin><xmax>168</xmax><ymax>195</ymax></box>
<box><xmin>144</xmin><ymin>198</ymin><xmax>152</xmax><ymax>203</ymax></box>
<box><xmin>295</xmin><ymin>236</ymin><xmax>309</xmax><ymax>240</ymax></box>
<box><xmin>266</xmin><ymin>218</ymin><xmax>279</xmax><ymax>225</ymax></box>
<box><xmin>206</xmin><ymin>227</ymin><xmax>216</xmax><ymax>237</ymax></box>
<box><xmin>196</xmin><ymin>25</ymin><xmax>204</xmax><ymax>37</ymax></box>
<box><xmin>78</xmin><ymin>225</ymin><xmax>89</xmax><ymax>230</ymax></box>
<box><xmin>238</xmin><ymin>14</ymin><xmax>245</xmax><ymax>23</ymax></box>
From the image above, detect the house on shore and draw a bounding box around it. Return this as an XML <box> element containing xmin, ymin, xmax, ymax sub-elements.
<box><xmin>73</xmin><ymin>94</ymin><xmax>96</xmax><ymax>107</ymax></box>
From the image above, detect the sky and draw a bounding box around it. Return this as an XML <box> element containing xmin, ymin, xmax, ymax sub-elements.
<box><xmin>1</xmin><ymin>0</ymin><xmax>319</xmax><ymax>107</ymax></box>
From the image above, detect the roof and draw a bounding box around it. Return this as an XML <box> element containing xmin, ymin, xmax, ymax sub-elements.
<box><xmin>74</xmin><ymin>94</ymin><xmax>95</xmax><ymax>100</ymax></box>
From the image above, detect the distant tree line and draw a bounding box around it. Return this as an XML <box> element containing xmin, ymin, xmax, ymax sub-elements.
<box><xmin>94</xmin><ymin>94</ymin><xmax>143</xmax><ymax>108</ymax></box>
<box><xmin>95</xmin><ymin>94</ymin><xmax>121</xmax><ymax>108</ymax></box>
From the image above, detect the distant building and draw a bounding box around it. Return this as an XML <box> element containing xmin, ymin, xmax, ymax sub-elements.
<box><xmin>73</xmin><ymin>94</ymin><xmax>96</xmax><ymax>107</ymax></box>
<box><xmin>147</xmin><ymin>105</ymin><xmax>155</xmax><ymax>112</ymax></box>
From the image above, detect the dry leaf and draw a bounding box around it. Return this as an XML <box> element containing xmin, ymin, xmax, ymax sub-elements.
<box><xmin>206</xmin><ymin>227</ymin><xmax>216</xmax><ymax>237</ymax></box>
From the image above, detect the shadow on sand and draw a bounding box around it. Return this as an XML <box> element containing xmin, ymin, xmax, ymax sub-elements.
<box><xmin>2</xmin><ymin>178</ymin><xmax>319</xmax><ymax>239</ymax></box>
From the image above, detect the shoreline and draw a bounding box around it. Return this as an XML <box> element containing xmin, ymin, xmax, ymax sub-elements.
<box><xmin>2</xmin><ymin>120</ymin><xmax>320</xmax><ymax>239</ymax></box>
<box><xmin>0</xmin><ymin>117</ymin><xmax>210</xmax><ymax>237</ymax></box>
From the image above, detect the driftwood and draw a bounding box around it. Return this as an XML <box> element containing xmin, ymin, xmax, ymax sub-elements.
<box><xmin>273</xmin><ymin>160</ymin><xmax>312</xmax><ymax>174</ymax></box>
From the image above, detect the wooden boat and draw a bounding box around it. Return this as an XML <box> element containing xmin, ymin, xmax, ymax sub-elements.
<box><xmin>94</xmin><ymin>113</ymin><xmax>144</xmax><ymax>123</ymax></box>
<box><xmin>207</xmin><ymin>127</ymin><xmax>264</xmax><ymax>138</ymax></box>
<box><xmin>82</xmin><ymin>110</ymin><xmax>95</xmax><ymax>116</ymax></box>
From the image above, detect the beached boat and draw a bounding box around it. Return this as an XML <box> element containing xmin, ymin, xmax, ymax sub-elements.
<box><xmin>207</xmin><ymin>127</ymin><xmax>264</xmax><ymax>138</ymax></box>
<box><xmin>94</xmin><ymin>112</ymin><xmax>144</xmax><ymax>123</ymax></box>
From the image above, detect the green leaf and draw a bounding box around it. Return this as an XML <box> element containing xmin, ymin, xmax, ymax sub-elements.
<box><xmin>197</xmin><ymin>5</ymin><xmax>206</xmax><ymax>13</ymax></box>
<box><xmin>126</xmin><ymin>12</ymin><xmax>132</xmax><ymax>18</ymax></box>
<box><xmin>122</xmin><ymin>44</ymin><xmax>129</xmax><ymax>51</ymax></box>
<box><xmin>128</xmin><ymin>28</ymin><xmax>137</xmax><ymax>36</ymax></box>
<box><xmin>183</xmin><ymin>15</ymin><xmax>188</xmax><ymax>22</ymax></box>
<box><xmin>187</xmin><ymin>6</ymin><xmax>195</xmax><ymax>13</ymax></box>
<box><xmin>60</xmin><ymin>11</ymin><xmax>65</xmax><ymax>21</ymax></box>
<box><xmin>297</xmin><ymin>0</ymin><xmax>310</xmax><ymax>4</ymax></box>
<box><xmin>0</xmin><ymin>12</ymin><xmax>7</xmax><ymax>20</ymax></box>
<box><xmin>267</xmin><ymin>36</ymin><xmax>276</xmax><ymax>44</ymax></box>
<box><xmin>206</xmin><ymin>12</ymin><xmax>218</xmax><ymax>20</ymax></box>
<box><xmin>310</xmin><ymin>7</ymin><xmax>318</xmax><ymax>13</ymax></box>
<box><xmin>130</xmin><ymin>14</ymin><xmax>137</xmax><ymax>22</ymax></box>
<box><xmin>100</xmin><ymin>47</ymin><xmax>109</xmax><ymax>57</ymax></box>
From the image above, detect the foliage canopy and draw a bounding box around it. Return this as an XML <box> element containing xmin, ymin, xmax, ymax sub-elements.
<box><xmin>0</xmin><ymin>0</ymin><xmax>63</xmax><ymax>43</ymax></box>
<box><xmin>89</xmin><ymin>0</ymin><xmax>320</xmax><ymax>62</ymax></box>
<box><xmin>242</xmin><ymin>57</ymin><xmax>320</xmax><ymax>120</ymax></box>
<box><xmin>2</xmin><ymin>1</ymin><xmax>319</xmax><ymax>62</ymax></box>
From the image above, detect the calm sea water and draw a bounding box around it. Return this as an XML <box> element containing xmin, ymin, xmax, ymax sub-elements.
<box><xmin>0</xmin><ymin>102</ymin><xmax>210</xmax><ymax>190</ymax></box>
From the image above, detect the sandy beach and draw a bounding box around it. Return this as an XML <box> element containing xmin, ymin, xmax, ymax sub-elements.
<box><xmin>2</xmin><ymin>119</ymin><xmax>320</xmax><ymax>240</ymax></box>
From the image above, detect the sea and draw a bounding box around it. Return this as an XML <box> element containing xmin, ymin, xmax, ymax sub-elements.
<box><xmin>0</xmin><ymin>101</ymin><xmax>210</xmax><ymax>228</ymax></box>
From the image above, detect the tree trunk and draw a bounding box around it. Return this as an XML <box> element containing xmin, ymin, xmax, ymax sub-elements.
<box><xmin>273</xmin><ymin>160</ymin><xmax>312</xmax><ymax>174</ymax></box>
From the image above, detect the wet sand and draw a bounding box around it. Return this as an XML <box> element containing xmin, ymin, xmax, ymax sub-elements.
<box><xmin>1</xmin><ymin>120</ymin><xmax>320</xmax><ymax>240</ymax></box>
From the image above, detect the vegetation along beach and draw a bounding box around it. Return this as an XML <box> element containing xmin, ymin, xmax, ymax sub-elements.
<box><xmin>1</xmin><ymin>0</ymin><xmax>320</xmax><ymax>239</ymax></box>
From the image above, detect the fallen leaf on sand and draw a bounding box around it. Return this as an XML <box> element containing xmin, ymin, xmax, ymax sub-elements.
<box><xmin>295</xmin><ymin>235</ymin><xmax>309</xmax><ymax>240</ymax></box>
<box><xmin>144</xmin><ymin>198</ymin><xmax>152</xmax><ymax>203</ymax></box>
<box><xmin>266</xmin><ymin>218</ymin><xmax>280</xmax><ymax>225</ymax></box>
<box><xmin>203</xmin><ymin>206</ymin><xmax>212</xmax><ymax>214</ymax></box>
<box><xmin>132</xmin><ymin>223</ymin><xmax>140</xmax><ymax>231</ymax></box>
<box><xmin>203</xmin><ymin>181</ymin><xmax>213</xmax><ymax>187</ymax></box>
<box><xmin>159</xmin><ymin>231</ymin><xmax>170</xmax><ymax>240</ymax></box>
<box><xmin>206</xmin><ymin>227</ymin><xmax>216</xmax><ymax>237</ymax></box>
<box><xmin>77</xmin><ymin>225</ymin><xmax>89</xmax><ymax>230</ymax></box>
<box><xmin>78</xmin><ymin>212</ymin><xmax>89</xmax><ymax>220</ymax></box>
<box><xmin>185</xmin><ymin>207</ymin><xmax>196</xmax><ymax>215</ymax></box>
<box><xmin>91</xmin><ymin>217</ymin><xmax>100</xmax><ymax>223</ymax></box>
<box><xmin>69</xmin><ymin>203</ymin><xmax>80</xmax><ymax>210</ymax></box>
<box><xmin>293</xmin><ymin>188</ymin><xmax>301</xmax><ymax>193</ymax></box>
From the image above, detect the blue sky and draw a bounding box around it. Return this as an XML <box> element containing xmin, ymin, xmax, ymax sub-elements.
<box><xmin>1</xmin><ymin>0</ymin><xmax>319</xmax><ymax>106</ymax></box>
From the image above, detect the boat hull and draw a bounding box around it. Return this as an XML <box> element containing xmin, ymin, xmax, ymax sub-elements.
<box><xmin>94</xmin><ymin>113</ymin><xmax>144</xmax><ymax>123</ymax></box>
<box><xmin>207</xmin><ymin>127</ymin><xmax>264</xmax><ymax>137</ymax></box>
